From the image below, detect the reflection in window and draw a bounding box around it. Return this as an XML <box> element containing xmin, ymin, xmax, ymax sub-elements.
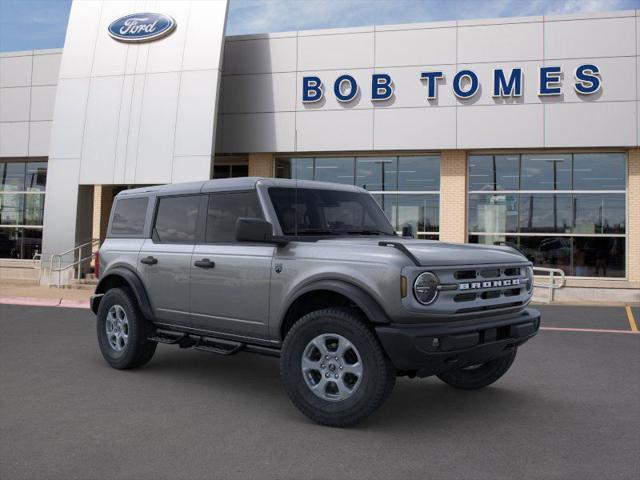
<box><xmin>154</xmin><ymin>195</ymin><xmax>200</xmax><ymax>244</ymax></box>
<box><xmin>276</xmin><ymin>156</ymin><xmax>441</xmax><ymax>238</ymax></box>
<box><xmin>468</xmin><ymin>152</ymin><xmax>627</xmax><ymax>278</ymax></box>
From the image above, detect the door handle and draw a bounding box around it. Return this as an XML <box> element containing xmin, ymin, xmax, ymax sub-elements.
<box><xmin>194</xmin><ymin>258</ymin><xmax>215</xmax><ymax>269</ymax></box>
<box><xmin>140</xmin><ymin>256</ymin><xmax>158</xmax><ymax>265</ymax></box>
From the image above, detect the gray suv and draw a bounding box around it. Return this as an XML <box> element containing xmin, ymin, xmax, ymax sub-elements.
<box><xmin>91</xmin><ymin>177</ymin><xmax>539</xmax><ymax>426</ymax></box>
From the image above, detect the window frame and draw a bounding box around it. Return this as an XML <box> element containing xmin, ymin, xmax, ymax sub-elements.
<box><xmin>201</xmin><ymin>190</ymin><xmax>265</xmax><ymax>245</ymax></box>
<box><xmin>107</xmin><ymin>196</ymin><xmax>150</xmax><ymax>239</ymax></box>
<box><xmin>150</xmin><ymin>194</ymin><xmax>205</xmax><ymax>245</ymax></box>
<box><xmin>467</xmin><ymin>151</ymin><xmax>628</xmax><ymax>280</ymax></box>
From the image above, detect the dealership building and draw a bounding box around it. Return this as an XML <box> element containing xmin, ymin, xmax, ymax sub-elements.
<box><xmin>0</xmin><ymin>0</ymin><xmax>638</xmax><ymax>302</ymax></box>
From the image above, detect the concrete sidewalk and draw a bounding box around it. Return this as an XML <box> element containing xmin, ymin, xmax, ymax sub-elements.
<box><xmin>0</xmin><ymin>281</ymin><xmax>91</xmax><ymax>308</ymax></box>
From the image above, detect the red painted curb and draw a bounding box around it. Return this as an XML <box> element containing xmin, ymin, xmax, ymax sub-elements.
<box><xmin>0</xmin><ymin>297</ymin><xmax>89</xmax><ymax>309</ymax></box>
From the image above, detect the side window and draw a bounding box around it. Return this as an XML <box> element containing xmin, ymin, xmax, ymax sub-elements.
<box><xmin>153</xmin><ymin>195</ymin><xmax>200</xmax><ymax>244</ymax></box>
<box><xmin>110</xmin><ymin>197</ymin><xmax>148</xmax><ymax>237</ymax></box>
<box><xmin>206</xmin><ymin>191</ymin><xmax>263</xmax><ymax>243</ymax></box>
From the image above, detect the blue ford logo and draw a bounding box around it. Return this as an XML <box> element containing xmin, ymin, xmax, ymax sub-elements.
<box><xmin>108</xmin><ymin>13</ymin><xmax>176</xmax><ymax>43</ymax></box>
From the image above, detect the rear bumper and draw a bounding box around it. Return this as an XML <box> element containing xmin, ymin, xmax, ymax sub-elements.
<box><xmin>375</xmin><ymin>308</ymin><xmax>540</xmax><ymax>377</ymax></box>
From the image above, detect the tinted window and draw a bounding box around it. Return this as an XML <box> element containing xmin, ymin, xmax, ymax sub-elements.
<box><xmin>110</xmin><ymin>197</ymin><xmax>148</xmax><ymax>236</ymax></box>
<box><xmin>468</xmin><ymin>155</ymin><xmax>519</xmax><ymax>191</ymax></box>
<box><xmin>356</xmin><ymin>157</ymin><xmax>397</xmax><ymax>191</ymax></box>
<box><xmin>397</xmin><ymin>156</ymin><xmax>440</xmax><ymax>191</ymax></box>
<box><xmin>521</xmin><ymin>154</ymin><xmax>572</xmax><ymax>190</ymax></box>
<box><xmin>519</xmin><ymin>194</ymin><xmax>572</xmax><ymax>233</ymax></box>
<box><xmin>153</xmin><ymin>196</ymin><xmax>199</xmax><ymax>243</ymax></box>
<box><xmin>314</xmin><ymin>157</ymin><xmax>355</xmax><ymax>185</ymax></box>
<box><xmin>205</xmin><ymin>192</ymin><xmax>263</xmax><ymax>243</ymax></box>
<box><xmin>572</xmin><ymin>153</ymin><xmax>626</xmax><ymax>190</ymax></box>
<box><xmin>269</xmin><ymin>187</ymin><xmax>394</xmax><ymax>236</ymax></box>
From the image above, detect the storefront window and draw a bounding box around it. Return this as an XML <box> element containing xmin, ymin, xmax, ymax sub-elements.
<box><xmin>276</xmin><ymin>155</ymin><xmax>440</xmax><ymax>238</ymax></box>
<box><xmin>468</xmin><ymin>153</ymin><xmax>626</xmax><ymax>278</ymax></box>
<box><xmin>0</xmin><ymin>160</ymin><xmax>47</xmax><ymax>259</ymax></box>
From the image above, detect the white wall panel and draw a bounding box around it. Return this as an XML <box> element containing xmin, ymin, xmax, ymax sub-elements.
<box><xmin>296</xmin><ymin>69</ymin><xmax>373</xmax><ymax>111</ymax></box>
<box><xmin>124</xmin><ymin>74</ymin><xmax>145</xmax><ymax>184</ymax></box>
<box><xmin>296</xmin><ymin>110</ymin><xmax>373</xmax><ymax>151</ymax></box>
<box><xmin>58</xmin><ymin>0</ymin><xmax>101</xmax><ymax>79</ymax></box>
<box><xmin>28</xmin><ymin>121</ymin><xmax>52</xmax><ymax>156</ymax></box>
<box><xmin>0</xmin><ymin>56</ymin><xmax>32</xmax><ymax>87</ymax></box>
<box><xmin>171</xmin><ymin>155</ymin><xmax>212</xmax><ymax>182</ymax></box>
<box><xmin>458</xmin><ymin>22</ymin><xmax>543</xmax><ymax>62</ymax></box>
<box><xmin>30</xmin><ymin>86</ymin><xmax>57</xmax><ymax>121</ymax></box>
<box><xmin>374</xmin><ymin>107</ymin><xmax>456</xmax><ymax>150</ymax></box>
<box><xmin>0</xmin><ymin>122</ymin><xmax>29</xmax><ymax>157</ymax></box>
<box><xmin>298</xmin><ymin>32</ymin><xmax>374</xmax><ymax>71</ymax></box>
<box><xmin>80</xmin><ymin>76</ymin><xmax>123</xmax><ymax>183</ymax></box>
<box><xmin>545</xmin><ymin>17</ymin><xmax>636</xmax><ymax>59</ymax></box>
<box><xmin>458</xmin><ymin>104</ymin><xmax>544</xmax><ymax>149</ymax></box>
<box><xmin>224</xmin><ymin>37</ymin><xmax>297</xmax><ymax>75</ymax></box>
<box><xmin>221</xmin><ymin>112</ymin><xmax>295</xmax><ymax>152</ymax></box>
<box><xmin>134</xmin><ymin>72</ymin><xmax>180</xmax><ymax>183</ymax></box>
<box><xmin>146</xmin><ymin>1</ymin><xmax>190</xmax><ymax>73</ymax></box>
<box><xmin>91</xmin><ymin>0</ymin><xmax>133</xmax><ymax>77</ymax></box>
<box><xmin>32</xmin><ymin>53</ymin><xmax>62</xmax><ymax>85</ymax></box>
<box><xmin>223</xmin><ymin>72</ymin><xmax>296</xmax><ymax>114</ymax></box>
<box><xmin>375</xmin><ymin>27</ymin><xmax>456</xmax><ymax>67</ymax></box>
<box><xmin>545</xmin><ymin>102</ymin><xmax>636</xmax><ymax>147</ymax></box>
<box><xmin>48</xmin><ymin>78</ymin><xmax>90</xmax><ymax>158</ymax></box>
<box><xmin>0</xmin><ymin>87</ymin><xmax>30</xmax><ymax>122</ymax></box>
<box><xmin>182</xmin><ymin>0</ymin><xmax>228</xmax><ymax>71</ymax></box>
<box><xmin>174</xmin><ymin>69</ymin><xmax>220</xmax><ymax>157</ymax></box>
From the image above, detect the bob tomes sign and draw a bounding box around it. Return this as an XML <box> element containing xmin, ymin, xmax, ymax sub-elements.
<box><xmin>302</xmin><ymin>64</ymin><xmax>601</xmax><ymax>103</ymax></box>
<box><xmin>108</xmin><ymin>13</ymin><xmax>176</xmax><ymax>43</ymax></box>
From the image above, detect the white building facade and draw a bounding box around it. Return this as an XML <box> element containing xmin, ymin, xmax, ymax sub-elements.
<box><xmin>0</xmin><ymin>1</ymin><xmax>638</xmax><ymax>301</ymax></box>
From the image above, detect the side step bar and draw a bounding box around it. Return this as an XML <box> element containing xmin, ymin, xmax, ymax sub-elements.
<box><xmin>148</xmin><ymin>328</ymin><xmax>280</xmax><ymax>358</ymax></box>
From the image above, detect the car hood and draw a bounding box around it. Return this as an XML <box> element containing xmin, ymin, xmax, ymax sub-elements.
<box><xmin>313</xmin><ymin>237</ymin><xmax>528</xmax><ymax>266</ymax></box>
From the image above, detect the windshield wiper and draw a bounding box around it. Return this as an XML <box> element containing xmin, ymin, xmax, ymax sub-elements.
<box><xmin>293</xmin><ymin>229</ymin><xmax>340</xmax><ymax>235</ymax></box>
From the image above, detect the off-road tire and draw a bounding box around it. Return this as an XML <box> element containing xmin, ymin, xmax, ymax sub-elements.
<box><xmin>280</xmin><ymin>308</ymin><xmax>396</xmax><ymax>427</ymax></box>
<box><xmin>436</xmin><ymin>348</ymin><xmax>517</xmax><ymax>390</ymax></box>
<box><xmin>96</xmin><ymin>287</ymin><xmax>157</xmax><ymax>369</ymax></box>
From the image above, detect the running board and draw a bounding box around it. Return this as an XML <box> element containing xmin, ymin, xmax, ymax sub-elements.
<box><xmin>148</xmin><ymin>329</ymin><xmax>280</xmax><ymax>358</ymax></box>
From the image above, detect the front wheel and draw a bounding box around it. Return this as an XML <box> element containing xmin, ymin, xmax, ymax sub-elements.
<box><xmin>436</xmin><ymin>348</ymin><xmax>517</xmax><ymax>390</ymax></box>
<box><xmin>280</xmin><ymin>308</ymin><xmax>396</xmax><ymax>427</ymax></box>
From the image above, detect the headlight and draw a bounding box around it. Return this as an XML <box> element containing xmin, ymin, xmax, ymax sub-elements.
<box><xmin>413</xmin><ymin>272</ymin><xmax>440</xmax><ymax>305</ymax></box>
<box><xmin>525</xmin><ymin>266</ymin><xmax>534</xmax><ymax>292</ymax></box>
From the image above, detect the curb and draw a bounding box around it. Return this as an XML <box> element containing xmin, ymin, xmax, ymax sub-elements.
<box><xmin>0</xmin><ymin>296</ymin><xmax>89</xmax><ymax>309</ymax></box>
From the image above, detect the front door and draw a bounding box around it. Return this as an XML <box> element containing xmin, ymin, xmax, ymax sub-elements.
<box><xmin>138</xmin><ymin>194</ymin><xmax>201</xmax><ymax>325</ymax></box>
<box><xmin>189</xmin><ymin>191</ymin><xmax>274</xmax><ymax>340</ymax></box>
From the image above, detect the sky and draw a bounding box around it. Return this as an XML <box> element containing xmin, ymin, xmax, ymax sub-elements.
<box><xmin>0</xmin><ymin>0</ymin><xmax>639</xmax><ymax>52</ymax></box>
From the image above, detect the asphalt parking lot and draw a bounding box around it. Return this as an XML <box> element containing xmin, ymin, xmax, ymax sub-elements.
<box><xmin>1</xmin><ymin>304</ymin><xmax>638</xmax><ymax>480</ymax></box>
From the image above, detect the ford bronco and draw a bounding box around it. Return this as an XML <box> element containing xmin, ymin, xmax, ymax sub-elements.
<box><xmin>91</xmin><ymin>177</ymin><xmax>539</xmax><ymax>426</ymax></box>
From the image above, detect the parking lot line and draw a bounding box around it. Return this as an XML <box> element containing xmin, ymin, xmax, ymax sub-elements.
<box><xmin>625</xmin><ymin>306</ymin><xmax>638</xmax><ymax>332</ymax></box>
<box><xmin>540</xmin><ymin>326</ymin><xmax>639</xmax><ymax>335</ymax></box>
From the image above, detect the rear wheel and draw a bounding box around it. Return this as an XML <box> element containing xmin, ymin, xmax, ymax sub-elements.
<box><xmin>280</xmin><ymin>308</ymin><xmax>396</xmax><ymax>427</ymax></box>
<box><xmin>436</xmin><ymin>348</ymin><xmax>517</xmax><ymax>390</ymax></box>
<box><xmin>96</xmin><ymin>287</ymin><xmax>157</xmax><ymax>369</ymax></box>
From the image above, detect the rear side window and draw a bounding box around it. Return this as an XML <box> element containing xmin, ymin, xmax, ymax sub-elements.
<box><xmin>153</xmin><ymin>195</ymin><xmax>200</xmax><ymax>244</ymax></box>
<box><xmin>110</xmin><ymin>197</ymin><xmax>148</xmax><ymax>237</ymax></box>
<box><xmin>205</xmin><ymin>192</ymin><xmax>263</xmax><ymax>243</ymax></box>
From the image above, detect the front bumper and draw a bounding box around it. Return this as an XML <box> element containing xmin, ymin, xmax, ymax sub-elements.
<box><xmin>375</xmin><ymin>308</ymin><xmax>540</xmax><ymax>377</ymax></box>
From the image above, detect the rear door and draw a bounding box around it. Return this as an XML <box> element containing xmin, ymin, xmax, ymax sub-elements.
<box><xmin>138</xmin><ymin>194</ymin><xmax>202</xmax><ymax>325</ymax></box>
<box><xmin>189</xmin><ymin>191</ymin><xmax>274</xmax><ymax>340</ymax></box>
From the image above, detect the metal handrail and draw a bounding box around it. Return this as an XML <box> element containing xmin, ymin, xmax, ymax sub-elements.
<box><xmin>532</xmin><ymin>267</ymin><xmax>566</xmax><ymax>303</ymax></box>
<box><xmin>48</xmin><ymin>238</ymin><xmax>100</xmax><ymax>288</ymax></box>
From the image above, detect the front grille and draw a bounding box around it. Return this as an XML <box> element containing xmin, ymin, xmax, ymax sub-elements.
<box><xmin>432</xmin><ymin>264</ymin><xmax>530</xmax><ymax>314</ymax></box>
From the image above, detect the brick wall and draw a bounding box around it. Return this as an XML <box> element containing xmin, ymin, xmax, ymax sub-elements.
<box><xmin>439</xmin><ymin>150</ymin><xmax>467</xmax><ymax>243</ymax></box>
<box><xmin>248</xmin><ymin>153</ymin><xmax>275</xmax><ymax>177</ymax></box>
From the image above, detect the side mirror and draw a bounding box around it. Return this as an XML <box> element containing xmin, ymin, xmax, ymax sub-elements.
<box><xmin>236</xmin><ymin>218</ymin><xmax>273</xmax><ymax>243</ymax></box>
<box><xmin>236</xmin><ymin>218</ymin><xmax>288</xmax><ymax>245</ymax></box>
<box><xmin>402</xmin><ymin>224</ymin><xmax>414</xmax><ymax>238</ymax></box>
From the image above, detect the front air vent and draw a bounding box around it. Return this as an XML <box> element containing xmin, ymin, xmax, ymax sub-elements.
<box><xmin>504</xmin><ymin>267</ymin><xmax>521</xmax><ymax>277</ymax></box>
<box><xmin>454</xmin><ymin>293</ymin><xmax>477</xmax><ymax>302</ymax></box>
<box><xmin>455</xmin><ymin>270</ymin><xmax>477</xmax><ymax>280</ymax></box>
<box><xmin>480</xmin><ymin>269</ymin><xmax>500</xmax><ymax>278</ymax></box>
<box><xmin>480</xmin><ymin>290</ymin><xmax>501</xmax><ymax>300</ymax></box>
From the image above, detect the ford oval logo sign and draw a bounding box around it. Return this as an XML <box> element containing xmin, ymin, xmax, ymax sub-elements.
<box><xmin>108</xmin><ymin>13</ymin><xmax>176</xmax><ymax>43</ymax></box>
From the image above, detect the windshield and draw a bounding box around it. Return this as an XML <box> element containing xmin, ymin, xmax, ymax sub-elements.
<box><xmin>268</xmin><ymin>187</ymin><xmax>395</xmax><ymax>236</ymax></box>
